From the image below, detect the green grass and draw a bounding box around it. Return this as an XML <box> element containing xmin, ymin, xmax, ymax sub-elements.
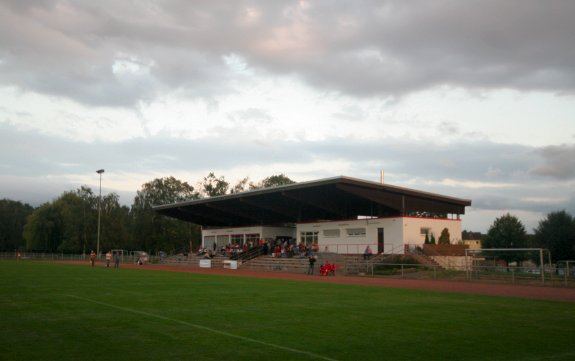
<box><xmin>1</xmin><ymin>261</ymin><xmax>574</xmax><ymax>361</ymax></box>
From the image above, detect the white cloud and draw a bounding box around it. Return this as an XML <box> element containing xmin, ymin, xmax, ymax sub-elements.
<box><xmin>463</xmin><ymin>208</ymin><xmax>545</xmax><ymax>233</ymax></box>
<box><xmin>415</xmin><ymin>178</ymin><xmax>518</xmax><ymax>190</ymax></box>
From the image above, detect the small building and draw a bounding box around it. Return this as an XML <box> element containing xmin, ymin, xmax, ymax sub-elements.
<box><xmin>154</xmin><ymin>176</ymin><xmax>471</xmax><ymax>255</ymax></box>
<box><xmin>462</xmin><ymin>231</ymin><xmax>484</xmax><ymax>249</ymax></box>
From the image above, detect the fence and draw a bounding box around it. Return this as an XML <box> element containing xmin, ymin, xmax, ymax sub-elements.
<box><xmin>4</xmin><ymin>252</ymin><xmax>574</xmax><ymax>287</ymax></box>
<box><xmin>346</xmin><ymin>261</ymin><xmax>575</xmax><ymax>287</ymax></box>
<box><xmin>0</xmin><ymin>252</ymin><xmax>162</xmax><ymax>265</ymax></box>
<box><xmin>323</xmin><ymin>243</ymin><xmax>402</xmax><ymax>255</ymax></box>
<box><xmin>0</xmin><ymin>252</ymin><xmax>86</xmax><ymax>261</ymax></box>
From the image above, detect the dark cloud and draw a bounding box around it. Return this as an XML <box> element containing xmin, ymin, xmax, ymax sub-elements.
<box><xmin>1</xmin><ymin>1</ymin><xmax>574</xmax><ymax>107</ymax></box>
<box><xmin>530</xmin><ymin>144</ymin><xmax>575</xmax><ymax>180</ymax></box>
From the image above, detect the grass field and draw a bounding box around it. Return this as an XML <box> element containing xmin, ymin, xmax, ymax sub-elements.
<box><xmin>1</xmin><ymin>261</ymin><xmax>574</xmax><ymax>361</ymax></box>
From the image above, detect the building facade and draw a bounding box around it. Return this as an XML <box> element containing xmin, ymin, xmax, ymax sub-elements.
<box><xmin>200</xmin><ymin>216</ymin><xmax>462</xmax><ymax>255</ymax></box>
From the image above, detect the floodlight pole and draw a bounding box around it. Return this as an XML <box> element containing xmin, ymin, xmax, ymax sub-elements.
<box><xmin>96</xmin><ymin>169</ymin><xmax>105</xmax><ymax>259</ymax></box>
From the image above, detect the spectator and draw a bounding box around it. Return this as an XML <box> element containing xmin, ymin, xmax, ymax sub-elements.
<box><xmin>114</xmin><ymin>253</ymin><xmax>120</xmax><ymax>268</ymax></box>
<box><xmin>363</xmin><ymin>245</ymin><xmax>373</xmax><ymax>260</ymax></box>
<box><xmin>105</xmin><ymin>251</ymin><xmax>112</xmax><ymax>267</ymax></box>
<box><xmin>299</xmin><ymin>242</ymin><xmax>306</xmax><ymax>257</ymax></box>
<box><xmin>307</xmin><ymin>255</ymin><xmax>317</xmax><ymax>275</ymax></box>
<box><xmin>89</xmin><ymin>250</ymin><xmax>96</xmax><ymax>267</ymax></box>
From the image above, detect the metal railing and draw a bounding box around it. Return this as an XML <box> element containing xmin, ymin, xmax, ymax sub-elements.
<box><xmin>345</xmin><ymin>260</ymin><xmax>575</xmax><ymax>287</ymax></box>
<box><xmin>322</xmin><ymin>243</ymin><xmax>402</xmax><ymax>255</ymax></box>
<box><xmin>4</xmin><ymin>252</ymin><xmax>574</xmax><ymax>287</ymax></box>
<box><xmin>0</xmin><ymin>252</ymin><xmax>161</xmax><ymax>265</ymax></box>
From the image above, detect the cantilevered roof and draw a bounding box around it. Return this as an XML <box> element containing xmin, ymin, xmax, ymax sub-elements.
<box><xmin>153</xmin><ymin>176</ymin><xmax>472</xmax><ymax>227</ymax></box>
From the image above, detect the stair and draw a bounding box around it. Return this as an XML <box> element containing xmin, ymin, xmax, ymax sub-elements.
<box><xmin>240</xmin><ymin>256</ymin><xmax>310</xmax><ymax>274</ymax></box>
<box><xmin>239</xmin><ymin>252</ymin><xmax>344</xmax><ymax>274</ymax></box>
<box><xmin>409</xmin><ymin>254</ymin><xmax>442</xmax><ymax>268</ymax></box>
<box><xmin>160</xmin><ymin>253</ymin><xmax>227</xmax><ymax>268</ymax></box>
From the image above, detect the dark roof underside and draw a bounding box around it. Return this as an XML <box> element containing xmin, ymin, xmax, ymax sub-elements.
<box><xmin>153</xmin><ymin>176</ymin><xmax>472</xmax><ymax>227</ymax></box>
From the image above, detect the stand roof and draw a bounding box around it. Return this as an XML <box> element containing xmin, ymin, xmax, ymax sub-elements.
<box><xmin>153</xmin><ymin>176</ymin><xmax>472</xmax><ymax>227</ymax></box>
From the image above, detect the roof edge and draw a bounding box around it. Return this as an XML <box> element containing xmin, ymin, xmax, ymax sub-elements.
<box><xmin>153</xmin><ymin>175</ymin><xmax>471</xmax><ymax>209</ymax></box>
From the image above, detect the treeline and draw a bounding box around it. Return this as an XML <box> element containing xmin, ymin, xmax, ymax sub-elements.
<box><xmin>0</xmin><ymin>173</ymin><xmax>294</xmax><ymax>254</ymax></box>
<box><xmin>481</xmin><ymin>212</ymin><xmax>575</xmax><ymax>263</ymax></box>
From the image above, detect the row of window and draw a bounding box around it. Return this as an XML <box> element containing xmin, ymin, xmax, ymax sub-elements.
<box><xmin>322</xmin><ymin>228</ymin><xmax>366</xmax><ymax>237</ymax></box>
<box><xmin>300</xmin><ymin>227</ymin><xmax>367</xmax><ymax>243</ymax></box>
<box><xmin>205</xmin><ymin>233</ymin><xmax>261</xmax><ymax>246</ymax></box>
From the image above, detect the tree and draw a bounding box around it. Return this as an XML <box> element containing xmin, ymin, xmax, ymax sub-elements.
<box><xmin>0</xmin><ymin>199</ymin><xmax>34</xmax><ymax>251</ymax></box>
<box><xmin>424</xmin><ymin>233</ymin><xmax>430</xmax><ymax>244</ymax></box>
<box><xmin>98</xmin><ymin>193</ymin><xmax>131</xmax><ymax>252</ymax></box>
<box><xmin>134</xmin><ymin>177</ymin><xmax>199</xmax><ymax>207</ymax></box>
<box><xmin>534</xmin><ymin>210</ymin><xmax>575</xmax><ymax>263</ymax></box>
<box><xmin>483</xmin><ymin>213</ymin><xmax>528</xmax><ymax>263</ymax></box>
<box><xmin>131</xmin><ymin>177</ymin><xmax>200</xmax><ymax>253</ymax></box>
<box><xmin>22</xmin><ymin>186</ymin><xmax>116</xmax><ymax>254</ymax></box>
<box><xmin>55</xmin><ymin>190</ymin><xmax>93</xmax><ymax>253</ymax></box>
<box><xmin>23</xmin><ymin>202</ymin><xmax>64</xmax><ymax>252</ymax></box>
<box><xmin>438</xmin><ymin>228</ymin><xmax>450</xmax><ymax>245</ymax></box>
<box><xmin>257</xmin><ymin>174</ymin><xmax>296</xmax><ymax>188</ymax></box>
<box><xmin>230</xmin><ymin>177</ymin><xmax>250</xmax><ymax>194</ymax></box>
<box><xmin>199</xmin><ymin>172</ymin><xmax>229</xmax><ymax>197</ymax></box>
<box><xmin>429</xmin><ymin>234</ymin><xmax>436</xmax><ymax>244</ymax></box>
<box><xmin>247</xmin><ymin>173</ymin><xmax>297</xmax><ymax>190</ymax></box>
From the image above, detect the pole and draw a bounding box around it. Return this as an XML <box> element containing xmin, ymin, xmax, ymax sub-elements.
<box><xmin>465</xmin><ymin>249</ymin><xmax>469</xmax><ymax>280</ymax></box>
<box><xmin>96</xmin><ymin>169</ymin><xmax>105</xmax><ymax>259</ymax></box>
<box><xmin>540</xmin><ymin>249</ymin><xmax>544</xmax><ymax>284</ymax></box>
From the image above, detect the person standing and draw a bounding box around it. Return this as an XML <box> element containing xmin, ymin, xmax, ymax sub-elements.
<box><xmin>114</xmin><ymin>253</ymin><xmax>120</xmax><ymax>268</ymax></box>
<box><xmin>307</xmin><ymin>255</ymin><xmax>316</xmax><ymax>275</ymax></box>
<box><xmin>105</xmin><ymin>251</ymin><xmax>112</xmax><ymax>267</ymax></box>
<box><xmin>89</xmin><ymin>250</ymin><xmax>96</xmax><ymax>267</ymax></box>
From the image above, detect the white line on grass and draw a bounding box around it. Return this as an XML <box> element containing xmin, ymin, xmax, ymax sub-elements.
<box><xmin>514</xmin><ymin>352</ymin><xmax>575</xmax><ymax>361</ymax></box>
<box><xmin>66</xmin><ymin>294</ymin><xmax>339</xmax><ymax>361</ymax></box>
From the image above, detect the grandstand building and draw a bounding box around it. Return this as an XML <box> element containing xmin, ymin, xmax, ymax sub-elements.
<box><xmin>154</xmin><ymin>176</ymin><xmax>471</xmax><ymax>255</ymax></box>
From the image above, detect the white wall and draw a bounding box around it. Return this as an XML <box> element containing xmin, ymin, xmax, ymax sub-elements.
<box><xmin>201</xmin><ymin>217</ymin><xmax>463</xmax><ymax>254</ymax></box>
<box><xmin>297</xmin><ymin>216</ymin><xmax>463</xmax><ymax>254</ymax></box>
<box><xmin>402</xmin><ymin>217</ymin><xmax>463</xmax><ymax>246</ymax></box>
<box><xmin>430</xmin><ymin>256</ymin><xmax>469</xmax><ymax>271</ymax></box>
<box><xmin>297</xmin><ymin>218</ymin><xmax>404</xmax><ymax>254</ymax></box>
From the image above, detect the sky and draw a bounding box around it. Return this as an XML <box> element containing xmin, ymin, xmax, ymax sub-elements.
<box><xmin>1</xmin><ymin>0</ymin><xmax>574</xmax><ymax>233</ymax></box>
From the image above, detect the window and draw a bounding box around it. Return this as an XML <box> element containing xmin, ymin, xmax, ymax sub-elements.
<box><xmin>323</xmin><ymin>229</ymin><xmax>340</xmax><ymax>238</ymax></box>
<box><xmin>346</xmin><ymin>228</ymin><xmax>366</xmax><ymax>237</ymax></box>
<box><xmin>300</xmin><ymin>231</ymin><xmax>318</xmax><ymax>246</ymax></box>
<box><xmin>203</xmin><ymin>236</ymin><xmax>215</xmax><ymax>249</ymax></box>
<box><xmin>245</xmin><ymin>234</ymin><xmax>260</xmax><ymax>244</ymax></box>
<box><xmin>231</xmin><ymin>234</ymin><xmax>244</xmax><ymax>245</ymax></box>
<box><xmin>216</xmin><ymin>235</ymin><xmax>229</xmax><ymax>247</ymax></box>
<box><xmin>420</xmin><ymin>227</ymin><xmax>431</xmax><ymax>236</ymax></box>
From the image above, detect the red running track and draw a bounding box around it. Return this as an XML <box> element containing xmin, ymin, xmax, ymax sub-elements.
<box><xmin>75</xmin><ymin>261</ymin><xmax>575</xmax><ymax>303</ymax></box>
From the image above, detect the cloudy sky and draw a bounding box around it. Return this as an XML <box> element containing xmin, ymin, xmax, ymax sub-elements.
<box><xmin>1</xmin><ymin>0</ymin><xmax>574</xmax><ymax>233</ymax></box>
